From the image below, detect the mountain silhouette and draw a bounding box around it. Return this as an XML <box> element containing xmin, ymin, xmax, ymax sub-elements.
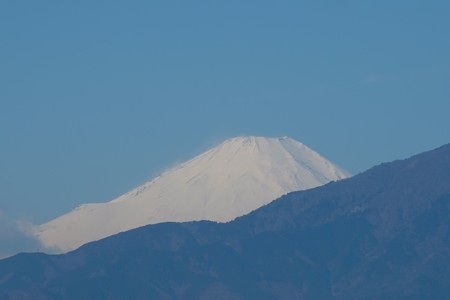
<box><xmin>1</xmin><ymin>143</ymin><xmax>449</xmax><ymax>299</ymax></box>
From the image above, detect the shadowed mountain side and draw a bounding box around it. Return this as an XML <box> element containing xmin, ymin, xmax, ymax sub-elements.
<box><xmin>1</xmin><ymin>143</ymin><xmax>450</xmax><ymax>299</ymax></box>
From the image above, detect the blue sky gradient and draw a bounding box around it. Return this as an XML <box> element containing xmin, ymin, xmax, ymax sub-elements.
<box><xmin>1</xmin><ymin>1</ymin><xmax>450</xmax><ymax>223</ymax></box>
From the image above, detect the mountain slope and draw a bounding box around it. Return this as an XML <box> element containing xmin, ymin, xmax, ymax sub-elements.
<box><xmin>35</xmin><ymin>136</ymin><xmax>348</xmax><ymax>252</ymax></box>
<box><xmin>1</xmin><ymin>143</ymin><xmax>449</xmax><ymax>299</ymax></box>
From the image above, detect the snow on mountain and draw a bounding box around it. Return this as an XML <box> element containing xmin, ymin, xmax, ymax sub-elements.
<box><xmin>35</xmin><ymin>136</ymin><xmax>349</xmax><ymax>252</ymax></box>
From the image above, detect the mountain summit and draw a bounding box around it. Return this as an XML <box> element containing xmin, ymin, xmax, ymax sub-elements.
<box><xmin>35</xmin><ymin>136</ymin><xmax>349</xmax><ymax>252</ymax></box>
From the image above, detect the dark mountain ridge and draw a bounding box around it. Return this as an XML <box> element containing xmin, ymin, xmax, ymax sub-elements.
<box><xmin>1</xmin><ymin>143</ymin><xmax>450</xmax><ymax>299</ymax></box>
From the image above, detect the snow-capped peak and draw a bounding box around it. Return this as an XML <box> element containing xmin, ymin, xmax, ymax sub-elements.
<box><xmin>35</xmin><ymin>136</ymin><xmax>349</xmax><ymax>252</ymax></box>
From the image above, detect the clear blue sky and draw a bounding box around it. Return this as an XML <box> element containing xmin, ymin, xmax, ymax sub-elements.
<box><xmin>1</xmin><ymin>0</ymin><xmax>449</xmax><ymax>224</ymax></box>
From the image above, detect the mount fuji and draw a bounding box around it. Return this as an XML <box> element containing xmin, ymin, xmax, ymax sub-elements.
<box><xmin>34</xmin><ymin>136</ymin><xmax>349</xmax><ymax>252</ymax></box>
